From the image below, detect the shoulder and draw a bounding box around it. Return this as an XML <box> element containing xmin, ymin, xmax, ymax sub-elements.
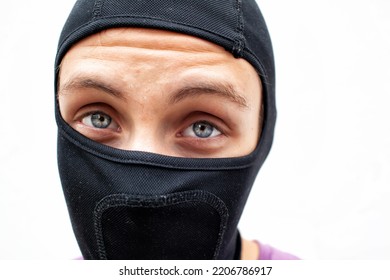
<box><xmin>256</xmin><ymin>241</ymin><xmax>300</xmax><ymax>260</ymax></box>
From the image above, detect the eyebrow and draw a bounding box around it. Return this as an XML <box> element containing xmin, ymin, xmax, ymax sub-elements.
<box><xmin>59</xmin><ymin>78</ymin><xmax>125</xmax><ymax>100</ymax></box>
<box><xmin>59</xmin><ymin>77</ymin><xmax>248</xmax><ymax>108</ymax></box>
<box><xmin>169</xmin><ymin>81</ymin><xmax>249</xmax><ymax>108</ymax></box>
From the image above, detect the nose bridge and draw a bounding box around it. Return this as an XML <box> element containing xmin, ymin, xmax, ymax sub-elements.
<box><xmin>119</xmin><ymin>67</ymin><xmax>173</xmax><ymax>155</ymax></box>
<box><xmin>130</xmin><ymin>129</ymin><xmax>160</xmax><ymax>154</ymax></box>
<box><xmin>122</xmin><ymin>116</ymin><xmax>169</xmax><ymax>155</ymax></box>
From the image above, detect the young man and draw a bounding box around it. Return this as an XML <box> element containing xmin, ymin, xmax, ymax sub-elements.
<box><xmin>55</xmin><ymin>0</ymin><xmax>298</xmax><ymax>260</ymax></box>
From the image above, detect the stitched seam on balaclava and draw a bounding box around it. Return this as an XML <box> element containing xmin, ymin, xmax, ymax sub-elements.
<box><xmin>93</xmin><ymin>0</ymin><xmax>104</xmax><ymax>19</ymax></box>
<box><xmin>232</xmin><ymin>0</ymin><xmax>245</xmax><ymax>57</ymax></box>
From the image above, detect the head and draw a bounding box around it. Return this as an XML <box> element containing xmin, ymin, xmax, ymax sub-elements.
<box><xmin>58</xmin><ymin>27</ymin><xmax>262</xmax><ymax>158</ymax></box>
<box><xmin>55</xmin><ymin>0</ymin><xmax>275</xmax><ymax>260</ymax></box>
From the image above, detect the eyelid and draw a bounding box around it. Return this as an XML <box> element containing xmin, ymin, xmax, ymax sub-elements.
<box><xmin>184</xmin><ymin>111</ymin><xmax>229</xmax><ymax>132</ymax></box>
<box><xmin>78</xmin><ymin>110</ymin><xmax>107</xmax><ymax>121</ymax></box>
<box><xmin>73</xmin><ymin>103</ymin><xmax>117</xmax><ymax>123</ymax></box>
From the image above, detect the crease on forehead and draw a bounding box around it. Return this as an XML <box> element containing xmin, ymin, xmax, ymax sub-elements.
<box><xmin>74</xmin><ymin>27</ymin><xmax>229</xmax><ymax>54</ymax></box>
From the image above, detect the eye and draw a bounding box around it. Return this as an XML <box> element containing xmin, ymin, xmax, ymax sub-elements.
<box><xmin>81</xmin><ymin>112</ymin><xmax>118</xmax><ymax>129</ymax></box>
<box><xmin>182</xmin><ymin>121</ymin><xmax>222</xmax><ymax>138</ymax></box>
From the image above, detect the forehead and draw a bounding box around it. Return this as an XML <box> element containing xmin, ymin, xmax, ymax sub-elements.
<box><xmin>59</xmin><ymin>27</ymin><xmax>261</xmax><ymax>108</ymax></box>
<box><xmin>60</xmin><ymin>27</ymin><xmax>258</xmax><ymax>74</ymax></box>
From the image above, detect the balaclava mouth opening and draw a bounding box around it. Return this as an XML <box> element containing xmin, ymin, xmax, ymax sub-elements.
<box><xmin>55</xmin><ymin>0</ymin><xmax>275</xmax><ymax>260</ymax></box>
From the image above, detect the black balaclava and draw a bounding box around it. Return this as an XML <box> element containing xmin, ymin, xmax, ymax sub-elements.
<box><xmin>55</xmin><ymin>0</ymin><xmax>275</xmax><ymax>260</ymax></box>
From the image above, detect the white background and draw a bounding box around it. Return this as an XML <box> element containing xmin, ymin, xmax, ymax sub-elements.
<box><xmin>0</xmin><ymin>0</ymin><xmax>389</xmax><ymax>259</ymax></box>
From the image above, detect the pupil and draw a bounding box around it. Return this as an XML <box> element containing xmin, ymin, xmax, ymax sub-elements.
<box><xmin>91</xmin><ymin>113</ymin><xmax>111</xmax><ymax>128</ymax></box>
<box><xmin>193</xmin><ymin>122</ymin><xmax>213</xmax><ymax>138</ymax></box>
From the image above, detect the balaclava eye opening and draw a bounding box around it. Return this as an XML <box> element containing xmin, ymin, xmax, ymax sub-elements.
<box><xmin>55</xmin><ymin>0</ymin><xmax>276</xmax><ymax>260</ymax></box>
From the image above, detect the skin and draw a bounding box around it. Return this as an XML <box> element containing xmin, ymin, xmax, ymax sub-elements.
<box><xmin>58</xmin><ymin>27</ymin><xmax>262</xmax><ymax>259</ymax></box>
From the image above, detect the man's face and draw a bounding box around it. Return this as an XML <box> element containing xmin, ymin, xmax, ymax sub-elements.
<box><xmin>58</xmin><ymin>28</ymin><xmax>261</xmax><ymax>158</ymax></box>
